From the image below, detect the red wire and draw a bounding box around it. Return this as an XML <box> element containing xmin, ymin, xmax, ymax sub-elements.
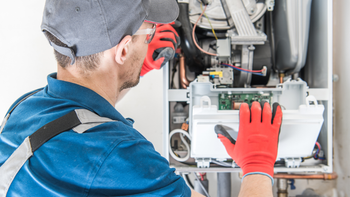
<box><xmin>315</xmin><ymin>142</ymin><xmax>321</xmax><ymax>150</ymax></box>
<box><xmin>222</xmin><ymin>63</ymin><xmax>264</xmax><ymax>73</ymax></box>
<box><xmin>192</xmin><ymin>6</ymin><xmax>218</xmax><ymax>56</ymax></box>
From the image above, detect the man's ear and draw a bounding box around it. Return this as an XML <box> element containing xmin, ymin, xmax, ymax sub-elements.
<box><xmin>114</xmin><ymin>35</ymin><xmax>132</xmax><ymax>65</ymax></box>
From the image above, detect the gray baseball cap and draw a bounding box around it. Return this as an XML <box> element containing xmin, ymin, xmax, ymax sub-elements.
<box><xmin>41</xmin><ymin>0</ymin><xmax>179</xmax><ymax>64</ymax></box>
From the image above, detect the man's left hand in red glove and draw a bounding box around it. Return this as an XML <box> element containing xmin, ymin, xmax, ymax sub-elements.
<box><xmin>140</xmin><ymin>23</ymin><xmax>180</xmax><ymax>76</ymax></box>
<box><xmin>215</xmin><ymin>101</ymin><xmax>283</xmax><ymax>196</ymax></box>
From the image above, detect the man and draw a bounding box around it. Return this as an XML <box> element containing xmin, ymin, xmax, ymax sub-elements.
<box><xmin>0</xmin><ymin>0</ymin><xmax>282</xmax><ymax>196</ymax></box>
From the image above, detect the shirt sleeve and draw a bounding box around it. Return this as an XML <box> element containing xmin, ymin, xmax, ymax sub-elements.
<box><xmin>87</xmin><ymin>139</ymin><xmax>191</xmax><ymax>197</ymax></box>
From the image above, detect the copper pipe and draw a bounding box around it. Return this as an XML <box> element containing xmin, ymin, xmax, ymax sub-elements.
<box><xmin>274</xmin><ymin>172</ymin><xmax>338</xmax><ymax>180</ymax></box>
<box><xmin>279</xmin><ymin>73</ymin><xmax>285</xmax><ymax>84</ymax></box>
<box><xmin>179</xmin><ymin>55</ymin><xmax>191</xmax><ymax>89</ymax></box>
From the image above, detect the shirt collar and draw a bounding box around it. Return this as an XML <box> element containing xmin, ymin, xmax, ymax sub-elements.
<box><xmin>46</xmin><ymin>73</ymin><xmax>133</xmax><ymax>127</ymax></box>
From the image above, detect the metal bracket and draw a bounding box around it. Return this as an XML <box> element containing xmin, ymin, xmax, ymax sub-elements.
<box><xmin>235</xmin><ymin>45</ymin><xmax>255</xmax><ymax>87</ymax></box>
<box><xmin>221</xmin><ymin>0</ymin><xmax>267</xmax><ymax>44</ymax></box>
<box><xmin>265</xmin><ymin>0</ymin><xmax>275</xmax><ymax>11</ymax></box>
<box><xmin>285</xmin><ymin>158</ymin><xmax>302</xmax><ymax>168</ymax></box>
<box><xmin>168</xmin><ymin>89</ymin><xmax>190</xmax><ymax>102</ymax></box>
<box><xmin>178</xmin><ymin>0</ymin><xmax>190</xmax><ymax>3</ymax></box>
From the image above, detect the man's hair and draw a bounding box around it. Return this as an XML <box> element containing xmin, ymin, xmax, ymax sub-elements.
<box><xmin>44</xmin><ymin>32</ymin><xmax>102</xmax><ymax>70</ymax></box>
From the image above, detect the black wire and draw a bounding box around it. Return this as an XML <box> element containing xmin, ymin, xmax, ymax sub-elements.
<box><xmin>170</xmin><ymin>60</ymin><xmax>177</xmax><ymax>89</ymax></box>
<box><xmin>209</xmin><ymin>44</ymin><xmax>217</xmax><ymax>51</ymax></box>
<box><xmin>194</xmin><ymin>173</ymin><xmax>210</xmax><ymax>197</ymax></box>
<box><xmin>185</xmin><ymin>174</ymin><xmax>194</xmax><ymax>189</ymax></box>
<box><xmin>268</xmin><ymin>11</ymin><xmax>277</xmax><ymax>72</ymax></box>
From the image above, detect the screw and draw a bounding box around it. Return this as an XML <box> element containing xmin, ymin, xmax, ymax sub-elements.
<box><xmin>333</xmin><ymin>74</ymin><xmax>339</xmax><ymax>82</ymax></box>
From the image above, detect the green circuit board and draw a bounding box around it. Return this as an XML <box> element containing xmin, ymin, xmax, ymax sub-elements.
<box><xmin>218</xmin><ymin>93</ymin><xmax>233</xmax><ymax>110</ymax></box>
<box><xmin>218</xmin><ymin>93</ymin><xmax>273</xmax><ymax>110</ymax></box>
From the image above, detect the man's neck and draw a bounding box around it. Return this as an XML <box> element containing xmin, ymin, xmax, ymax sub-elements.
<box><xmin>57</xmin><ymin>65</ymin><xmax>119</xmax><ymax>107</ymax></box>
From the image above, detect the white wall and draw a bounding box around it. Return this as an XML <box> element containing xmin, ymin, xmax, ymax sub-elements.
<box><xmin>115</xmin><ymin>71</ymin><xmax>164</xmax><ymax>154</ymax></box>
<box><xmin>0</xmin><ymin>1</ymin><xmax>56</xmax><ymax>115</ymax></box>
<box><xmin>0</xmin><ymin>1</ymin><xmax>164</xmax><ymax>154</ymax></box>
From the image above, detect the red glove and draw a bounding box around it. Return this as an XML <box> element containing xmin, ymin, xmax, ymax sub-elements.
<box><xmin>140</xmin><ymin>23</ymin><xmax>180</xmax><ymax>76</ymax></box>
<box><xmin>215</xmin><ymin>102</ymin><xmax>282</xmax><ymax>182</ymax></box>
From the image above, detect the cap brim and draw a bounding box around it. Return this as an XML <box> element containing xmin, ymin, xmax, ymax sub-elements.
<box><xmin>145</xmin><ymin>0</ymin><xmax>179</xmax><ymax>24</ymax></box>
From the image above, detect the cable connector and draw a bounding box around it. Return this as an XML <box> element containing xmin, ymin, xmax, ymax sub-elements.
<box><xmin>262</xmin><ymin>66</ymin><xmax>267</xmax><ymax>76</ymax></box>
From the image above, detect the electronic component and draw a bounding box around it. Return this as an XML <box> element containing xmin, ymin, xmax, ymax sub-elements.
<box><xmin>218</xmin><ymin>93</ymin><xmax>233</xmax><ymax>110</ymax></box>
<box><xmin>172</xmin><ymin>103</ymin><xmax>187</xmax><ymax>124</ymax></box>
<box><xmin>202</xmin><ymin>66</ymin><xmax>234</xmax><ymax>87</ymax></box>
<box><xmin>217</xmin><ymin>38</ymin><xmax>231</xmax><ymax>62</ymax></box>
<box><xmin>218</xmin><ymin>93</ymin><xmax>273</xmax><ymax>110</ymax></box>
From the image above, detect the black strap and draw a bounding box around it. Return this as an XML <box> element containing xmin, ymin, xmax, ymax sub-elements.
<box><xmin>3</xmin><ymin>88</ymin><xmax>82</xmax><ymax>152</ymax></box>
<box><xmin>29</xmin><ymin>111</ymin><xmax>81</xmax><ymax>152</ymax></box>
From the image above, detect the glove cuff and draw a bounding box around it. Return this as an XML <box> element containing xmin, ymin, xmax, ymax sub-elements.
<box><xmin>241</xmin><ymin>162</ymin><xmax>274</xmax><ymax>180</ymax></box>
<box><xmin>242</xmin><ymin>172</ymin><xmax>274</xmax><ymax>185</ymax></box>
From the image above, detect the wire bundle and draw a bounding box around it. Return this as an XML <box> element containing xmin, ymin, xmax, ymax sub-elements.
<box><xmin>303</xmin><ymin>142</ymin><xmax>326</xmax><ymax>161</ymax></box>
<box><xmin>221</xmin><ymin>63</ymin><xmax>265</xmax><ymax>76</ymax></box>
<box><xmin>314</xmin><ymin>142</ymin><xmax>326</xmax><ymax>160</ymax></box>
<box><xmin>193</xmin><ymin>5</ymin><xmax>267</xmax><ymax>77</ymax></box>
<box><xmin>211</xmin><ymin>160</ymin><xmax>233</xmax><ymax>167</ymax></box>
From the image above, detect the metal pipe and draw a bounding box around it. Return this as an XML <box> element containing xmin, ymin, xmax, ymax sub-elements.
<box><xmin>277</xmin><ymin>179</ymin><xmax>288</xmax><ymax>197</ymax></box>
<box><xmin>180</xmin><ymin>55</ymin><xmax>191</xmax><ymax>89</ymax></box>
<box><xmin>217</xmin><ymin>173</ymin><xmax>231</xmax><ymax>197</ymax></box>
<box><xmin>274</xmin><ymin>172</ymin><xmax>338</xmax><ymax>180</ymax></box>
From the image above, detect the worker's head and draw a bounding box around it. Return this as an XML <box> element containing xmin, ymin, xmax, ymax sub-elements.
<box><xmin>41</xmin><ymin>0</ymin><xmax>178</xmax><ymax>90</ymax></box>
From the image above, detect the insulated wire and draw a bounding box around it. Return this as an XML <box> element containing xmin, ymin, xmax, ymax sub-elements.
<box><xmin>316</xmin><ymin>142</ymin><xmax>322</xmax><ymax>150</ymax></box>
<box><xmin>192</xmin><ymin>5</ymin><xmax>218</xmax><ymax>56</ymax></box>
<box><xmin>211</xmin><ymin>160</ymin><xmax>232</xmax><ymax>167</ymax></box>
<box><xmin>200</xmin><ymin>3</ymin><xmax>218</xmax><ymax>40</ymax></box>
<box><xmin>314</xmin><ymin>142</ymin><xmax>325</xmax><ymax>160</ymax></box>
<box><xmin>169</xmin><ymin>129</ymin><xmax>191</xmax><ymax>162</ymax></box>
<box><xmin>314</xmin><ymin>142</ymin><xmax>321</xmax><ymax>159</ymax></box>
<box><xmin>221</xmin><ymin>63</ymin><xmax>263</xmax><ymax>73</ymax></box>
<box><xmin>221</xmin><ymin>63</ymin><xmax>264</xmax><ymax>76</ymax></box>
<box><xmin>194</xmin><ymin>173</ymin><xmax>211</xmax><ymax>197</ymax></box>
<box><xmin>303</xmin><ymin>142</ymin><xmax>325</xmax><ymax>160</ymax></box>
<box><xmin>269</xmin><ymin>11</ymin><xmax>277</xmax><ymax>72</ymax></box>
<box><xmin>183</xmin><ymin>173</ymin><xmax>194</xmax><ymax>189</ymax></box>
<box><xmin>303</xmin><ymin>155</ymin><xmax>313</xmax><ymax>160</ymax></box>
<box><xmin>170</xmin><ymin>62</ymin><xmax>178</xmax><ymax>89</ymax></box>
<box><xmin>179</xmin><ymin>133</ymin><xmax>190</xmax><ymax>157</ymax></box>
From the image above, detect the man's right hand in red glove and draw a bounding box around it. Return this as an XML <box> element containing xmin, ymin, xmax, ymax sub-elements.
<box><xmin>140</xmin><ymin>23</ymin><xmax>180</xmax><ymax>76</ymax></box>
<box><xmin>215</xmin><ymin>101</ymin><xmax>282</xmax><ymax>184</ymax></box>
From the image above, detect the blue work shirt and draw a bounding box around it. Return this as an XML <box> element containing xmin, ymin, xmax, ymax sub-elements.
<box><xmin>0</xmin><ymin>73</ymin><xmax>191</xmax><ymax>197</ymax></box>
